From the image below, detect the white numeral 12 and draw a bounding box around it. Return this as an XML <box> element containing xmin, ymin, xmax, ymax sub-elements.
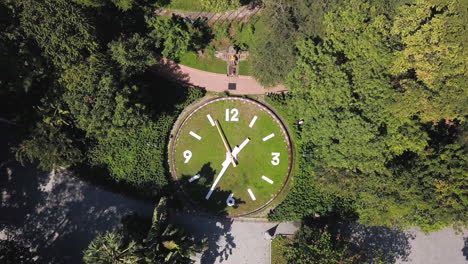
<box><xmin>225</xmin><ymin>108</ymin><xmax>239</xmax><ymax>122</ymax></box>
<box><xmin>271</xmin><ymin>152</ymin><xmax>280</xmax><ymax>166</ymax></box>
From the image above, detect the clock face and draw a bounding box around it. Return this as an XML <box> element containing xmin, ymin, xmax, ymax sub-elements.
<box><xmin>170</xmin><ymin>97</ymin><xmax>292</xmax><ymax>217</ymax></box>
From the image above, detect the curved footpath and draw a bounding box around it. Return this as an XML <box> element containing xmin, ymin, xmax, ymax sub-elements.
<box><xmin>155</xmin><ymin>58</ymin><xmax>288</xmax><ymax>95</ymax></box>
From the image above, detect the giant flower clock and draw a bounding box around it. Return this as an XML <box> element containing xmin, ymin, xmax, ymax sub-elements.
<box><xmin>170</xmin><ymin>97</ymin><xmax>292</xmax><ymax>217</ymax></box>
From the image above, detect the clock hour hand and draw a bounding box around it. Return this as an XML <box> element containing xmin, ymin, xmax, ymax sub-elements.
<box><xmin>205</xmin><ymin>152</ymin><xmax>231</xmax><ymax>200</ymax></box>
<box><xmin>231</xmin><ymin>138</ymin><xmax>250</xmax><ymax>160</ymax></box>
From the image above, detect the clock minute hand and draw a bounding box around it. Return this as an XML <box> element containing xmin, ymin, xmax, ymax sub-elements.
<box><xmin>205</xmin><ymin>153</ymin><xmax>231</xmax><ymax>200</ymax></box>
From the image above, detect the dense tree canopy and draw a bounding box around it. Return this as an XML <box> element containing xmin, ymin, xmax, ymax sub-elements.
<box><xmin>268</xmin><ymin>0</ymin><xmax>467</xmax><ymax>232</ymax></box>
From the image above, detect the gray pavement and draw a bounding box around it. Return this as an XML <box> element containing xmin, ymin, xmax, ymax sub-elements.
<box><xmin>0</xmin><ymin>161</ymin><xmax>153</xmax><ymax>263</ymax></box>
<box><xmin>170</xmin><ymin>213</ymin><xmax>299</xmax><ymax>264</ymax></box>
<box><xmin>398</xmin><ymin>228</ymin><xmax>468</xmax><ymax>264</ymax></box>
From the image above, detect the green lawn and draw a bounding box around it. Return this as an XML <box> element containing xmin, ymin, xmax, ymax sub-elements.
<box><xmin>165</xmin><ymin>0</ymin><xmax>241</xmax><ymax>12</ymax></box>
<box><xmin>172</xmin><ymin>98</ymin><xmax>290</xmax><ymax>216</ymax></box>
<box><xmin>179</xmin><ymin>51</ymin><xmax>253</xmax><ymax>76</ymax></box>
<box><xmin>272</xmin><ymin>236</ymin><xmax>290</xmax><ymax>264</ymax></box>
<box><xmin>179</xmin><ymin>51</ymin><xmax>227</xmax><ymax>74</ymax></box>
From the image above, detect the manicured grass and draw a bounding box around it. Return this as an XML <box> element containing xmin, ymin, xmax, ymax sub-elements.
<box><xmin>272</xmin><ymin>236</ymin><xmax>290</xmax><ymax>264</ymax></box>
<box><xmin>165</xmin><ymin>0</ymin><xmax>206</xmax><ymax>11</ymax></box>
<box><xmin>179</xmin><ymin>51</ymin><xmax>253</xmax><ymax>76</ymax></box>
<box><xmin>239</xmin><ymin>59</ymin><xmax>252</xmax><ymax>75</ymax></box>
<box><xmin>179</xmin><ymin>51</ymin><xmax>227</xmax><ymax>74</ymax></box>
<box><xmin>173</xmin><ymin>98</ymin><xmax>290</xmax><ymax>216</ymax></box>
<box><xmin>165</xmin><ymin>0</ymin><xmax>241</xmax><ymax>12</ymax></box>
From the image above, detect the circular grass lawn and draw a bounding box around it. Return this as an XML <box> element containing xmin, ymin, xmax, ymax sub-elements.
<box><xmin>170</xmin><ymin>97</ymin><xmax>292</xmax><ymax>217</ymax></box>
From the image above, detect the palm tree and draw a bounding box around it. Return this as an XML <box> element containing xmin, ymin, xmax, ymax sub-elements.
<box><xmin>143</xmin><ymin>198</ymin><xmax>206</xmax><ymax>264</ymax></box>
<box><xmin>83</xmin><ymin>197</ymin><xmax>205</xmax><ymax>264</ymax></box>
<box><xmin>83</xmin><ymin>232</ymin><xmax>140</xmax><ymax>264</ymax></box>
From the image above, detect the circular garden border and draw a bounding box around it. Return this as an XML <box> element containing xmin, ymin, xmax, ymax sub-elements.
<box><xmin>169</xmin><ymin>96</ymin><xmax>293</xmax><ymax>218</ymax></box>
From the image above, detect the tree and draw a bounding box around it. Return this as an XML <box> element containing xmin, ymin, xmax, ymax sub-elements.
<box><xmin>89</xmin><ymin>118</ymin><xmax>171</xmax><ymax>190</ymax></box>
<box><xmin>83</xmin><ymin>232</ymin><xmax>140</xmax><ymax>264</ymax></box>
<box><xmin>108</xmin><ymin>33</ymin><xmax>158</xmax><ymax>77</ymax></box>
<box><xmin>147</xmin><ymin>16</ymin><xmax>192</xmax><ymax>61</ymax></box>
<box><xmin>61</xmin><ymin>54</ymin><xmax>146</xmax><ymax>138</ymax></box>
<box><xmin>12</xmin><ymin>0</ymin><xmax>97</xmax><ymax>70</ymax></box>
<box><xmin>142</xmin><ymin>198</ymin><xmax>205</xmax><ymax>263</ymax></box>
<box><xmin>146</xmin><ymin>15</ymin><xmax>212</xmax><ymax>61</ymax></box>
<box><xmin>83</xmin><ymin>198</ymin><xmax>205</xmax><ymax>264</ymax></box>
<box><xmin>284</xmin><ymin>224</ymin><xmax>360</xmax><ymax>264</ymax></box>
<box><xmin>72</xmin><ymin>0</ymin><xmax>134</xmax><ymax>11</ymax></box>
<box><xmin>390</xmin><ymin>0</ymin><xmax>468</xmax><ymax>122</ymax></box>
<box><xmin>250</xmin><ymin>0</ymin><xmax>297</xmax><ymax>86</ymax></box>
<box><xmin>0</xmin><ymin>3</ymin><xmax>48</xmax><ymax>120</ymax></box>
<box><xmin>0</xmin><ymin>239</ymin><xmax>35</xmax><ymax>264</ymax></box>
<box><xmin>268</xmin><ymin>0</ymin><xmax>467</xmax><ymax>232</ymax></box>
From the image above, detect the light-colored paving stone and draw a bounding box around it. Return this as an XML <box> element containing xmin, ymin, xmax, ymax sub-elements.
<box><xmin>154</xmin><ymin>59</ymin><xmax>287</xmax><ymax>95</ymax></box>
<box><xmin>170</xmin><ymin>213</ymin><xmax>299</xmax><ymax>264</ymax></box>
<box><xmin>398</xmin><ymin>228</ymin><xmax>468</xmax><ymax>264</ymax></box>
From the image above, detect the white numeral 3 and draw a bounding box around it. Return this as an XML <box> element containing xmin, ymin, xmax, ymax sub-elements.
<box><xmin>271</xmin><ymin>152</ymin><xmax>280</xmax><ymax>166</ymax></box>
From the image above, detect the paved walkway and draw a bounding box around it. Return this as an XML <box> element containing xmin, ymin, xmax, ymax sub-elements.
<box><xmin>155</xmin><ymin>2</ymin><xmax>263</xmax><ymax>24</ymax></box>
<box><xmin>398</xmin><ymin>228</ymin><xmax>468</xmax><ymax>264</ymax></box>
<box><xmin>171</xmin><ymin>213</ymin><xmax>299</xmax><ymax>264</ymax></box>
<box><xmin>154</xmin><ymin>59</ymin><xmax>287</xmax><ymax>95</ymax></box>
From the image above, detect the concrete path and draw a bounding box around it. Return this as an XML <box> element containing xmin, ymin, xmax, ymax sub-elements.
<box><xmin>170</xmin><ymin>213</ymin><xmax>299</xmax><ymax>264</ymax></box>
<box><xmin>155</xmin><ymin>2</ymin><xmax>263</xmax><ymax>24</ymax></box>
<box><xmin>154</xmin><ymin>59</ymin><xmax>287</xmax><ymax>95</ymax></box>
<box><xmin>398</xmin><ymin>228</ymin><xmax>468</xmax><ymax>264</ymax></box>
<box><xmin>0</xmin><ymin>164</ymin><xmax>154</xmax><ymax>263</ymax></box>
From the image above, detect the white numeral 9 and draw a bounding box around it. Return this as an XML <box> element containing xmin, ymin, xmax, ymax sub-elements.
<box><xmin>271</xmin><ymin>152</ymin><xmax>280</xmax><ymax>166</ymax></box>
<box><xmin>225</xmin><ymin>108</ymin><xmax>239</xmax><ymax>122</ymax></box>
<box><xmin>183</xmin><ymin>150</ymin><xmax>192</xmax><ymax>163</ymax></box>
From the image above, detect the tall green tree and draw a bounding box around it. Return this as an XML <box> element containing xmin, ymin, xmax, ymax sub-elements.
<box><xmin>390</xmin><ymin>0</ymin><xmax>468</xmax><ymax>122</ymax></box>
<box><xmin>72</xmin><ymin>0</ymin><xmax>134</xmax><ymax>11</ymax></box>
<box><xmin>108</xmin><ymin>33</ymin><xmax>158</xmax><ymax>77</ymax></box>
<box><xmin>11</xmin><ymin>0</ymin><xmax>97</xmax><ymax>70</ymax></box>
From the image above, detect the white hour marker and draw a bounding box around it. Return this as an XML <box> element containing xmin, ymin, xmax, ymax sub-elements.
<box><xmin>206</xmin><ymin>114</ymin><xmax>215</xmax><ymax>126</ymax></box>
<box><xmin>188</xmin><ymin>174</ymin><xmax>201</xmax><ymax>182</ymax></box>
<box><xmin>247</xmin><ymin>189</ymin><xmax>256</xmax><ymax>201</ymax></box>
<box><xmin>183</xmin><ymin>150</ymin><xmax>192</xmax><ymax>163</ymax></box>
<box><xmin>249</xmin><ymin>116</ymin><xmax>258</xmax><ymax>128</ymax></box>
<box><xmin>261</xmin><ymin>176</ymin><xmax>274</xmax><ymax>184</ymax></box>
<box><xmin>189</xmin><ymin>131</ymin><xmax>202</xmax><ymax>140</ymax></box>
<box><xmin>262</xmin><ymin>133</ymin><xmax>275</xmax><ymax>141</ymax></box>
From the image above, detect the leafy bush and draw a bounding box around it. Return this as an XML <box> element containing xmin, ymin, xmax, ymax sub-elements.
<box><xmin>199</xmin><ymin>0</ymin><xmax>240</xmax><ymax>12</ymax></box>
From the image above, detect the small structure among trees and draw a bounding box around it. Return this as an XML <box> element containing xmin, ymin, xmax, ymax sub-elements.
<box><xmin>215</xmin><ymin>46</ymin><xmax>249</xmax><ymax>77</ymax></box>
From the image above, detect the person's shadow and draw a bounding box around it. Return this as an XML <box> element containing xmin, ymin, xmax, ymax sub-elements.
<box><xmin>463</xmin><ymin>237</ymin><xmax>468</xmax><ymax>261</ymax></box>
